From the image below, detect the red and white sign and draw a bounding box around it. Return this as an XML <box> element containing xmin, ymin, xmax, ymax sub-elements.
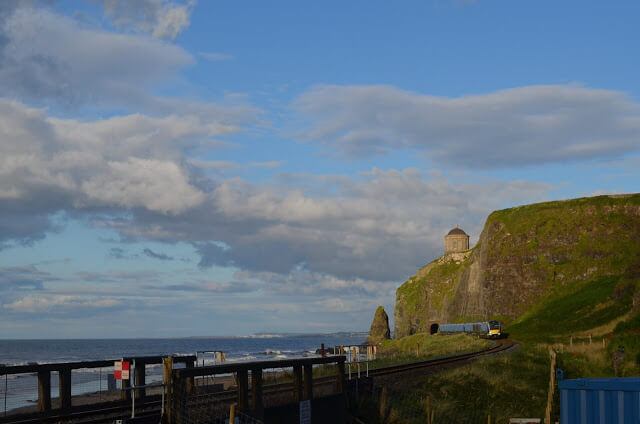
<box><xmin>114</xmin><ymin>361</ymin><xmax>130</xmax><ymax>380</ymax></box>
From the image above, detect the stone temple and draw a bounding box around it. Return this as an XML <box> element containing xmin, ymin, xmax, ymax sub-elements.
<box><xmin>444</xmin><ymin>225</ymin><xmax>469</xmax><ymax>253</ymax></box>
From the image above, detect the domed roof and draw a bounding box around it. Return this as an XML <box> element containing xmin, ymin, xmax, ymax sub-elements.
<box><xmin>447</xmin><ymin>225</ymin><xmax>468</xmax><ymax>236</ymax></box>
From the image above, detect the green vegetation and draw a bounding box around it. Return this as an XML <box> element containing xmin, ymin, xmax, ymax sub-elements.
<box><xmin>353</xmin><ymin>330</ymin><xmax>640</xmax><ymax>423</ymax></box>
<box><xmin>606</xmin><ymin>314</ymin><xmax>640</xmax><ymax>376</ymax></box>
<box><xmin>350</xmin><ymin>345</ymin><xmax>553</xmax><ymax>423</ymax></box>
<box><xmin>415</xmin><ymin>345</ymin><xmax>552</xmax><ymax>423</ymax></box>
<box><xmin>372</xmin><ymin>333</ymin><xmax>492</xmax><ymax>369</ymax></box>
<box><xmin>508</xmin><ymin>275</ymin><xmax>635</xmax><ymax>340</ymax></box>
<box><xmin>557</xmin><ymin>338</ymin><xmax>615</xmax><ymax>379</ymax></box>
<box><xmin>545</xmin><ymin>314</ymin><xmax>640</xmax><ymax>381</ymax></box>
<box><xmin>484</xmin><ymin>194</ymin><xmax>640</xmax><ymax>282</ymax></box>
<box><xmin>486</xmin><ymin>194</ymin><xmax>640</xmax><ymax>236</ymax></box>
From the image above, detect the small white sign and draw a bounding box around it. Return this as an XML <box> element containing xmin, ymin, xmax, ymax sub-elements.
<box><xmin>299</xmin><ymin>400</ymin><xmax>311</xmax><ymax>424</ymax></box>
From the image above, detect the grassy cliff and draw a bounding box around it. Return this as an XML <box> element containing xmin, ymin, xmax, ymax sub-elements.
<box><xmin>394</xmin><ymin>194</ymin><xmax>640</xmax><ymax>340</ymax></box>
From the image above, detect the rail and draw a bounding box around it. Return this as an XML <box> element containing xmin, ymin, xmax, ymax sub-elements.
<box><xmin>365</xmin><ymin>338</ymin><xmax>516</xmax><ymax>378</ymax></box>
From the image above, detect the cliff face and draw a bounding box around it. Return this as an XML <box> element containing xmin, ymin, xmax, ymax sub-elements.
<box><xmin>394</xmin><ymin>194</ymin><xmax>640</xmax><ymax>339</ymax></box>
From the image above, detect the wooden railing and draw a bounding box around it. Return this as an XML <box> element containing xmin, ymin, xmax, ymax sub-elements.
<box><xmin>170</xmin><ymin>355</ymin><xmax>346</xmax><ymax>423</ymax></box>
<box><xmin>0</xmin><ymin>355</ymin><xmax>195</xmax><ymax>423</ymax></box>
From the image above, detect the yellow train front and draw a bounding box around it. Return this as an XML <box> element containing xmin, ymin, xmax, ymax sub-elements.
<box><xmin>487</xmin><ymin>320</ymin><xmax>501</xmax><ymax>339</ymax></box>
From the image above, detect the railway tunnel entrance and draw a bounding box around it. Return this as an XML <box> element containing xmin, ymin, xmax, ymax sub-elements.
<box><xmin>429</xmin><ymin>323</ymin><xmax>439</xmax><ymax>335</ymax></box>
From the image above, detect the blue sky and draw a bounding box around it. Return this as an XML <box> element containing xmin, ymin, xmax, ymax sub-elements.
<box><xmin>0</xmin><ymin>0</ymin><xmax>639</xmax><ymax>338</ymax></box>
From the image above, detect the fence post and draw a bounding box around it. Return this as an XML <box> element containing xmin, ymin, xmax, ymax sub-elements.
<box><xmin>185</xmin><ymin>359</ymin><xmax>194</xmax><ymax>394</ymax></box>
<box><xmin>135</xmin><ymin>361</ymin><xmax>146</xmax><ymax>401</ymax></box>
<box><xmin>426</xmin><ymin>395</ymin><xmax>431</xmax><ymax>424</ymax></box>
<box><xmin>337</xmin><ymin>359</ymin><xmax>345</xmax><ymax>394</ymax></box>
<box><xmin>163</xmin><ymin>356</ymin><xmax>173</xmax><ymax>424</ymax></box>
<box><xmin>59</xmin><ymin>367</ymin><xmax>72</xmax><ymax>411</ymax></box>
<box><xmin>321</xmin><ymin>344</ymin><xmax>326</xmax><ymax>357</ymax></box>
<box><xmin>37</xmin><ymin>371</ymin><xmax>51</xmax><ymax>411</ymax></box>
<box><xmin>122</xmin><ymin>365</ymin><xmax>131</xmax><ymax>401</ymax></box>
<box><xmin>303</xmin><ymin>364</ymin><xmax>313</xmax><ymax>400</ymax></box>
<box><xmin>293</xmin><ymin>365</ymin><xmax>303</xmax><ymax>402</ymax></box>
<box><xmin>237</xmin><ymin>370</ymin><xmax>249</xmax><ymax>411</ymax></box>
<box><xmin>251</xmin><ymin>368</ymin><xmax>264</xmax><ymax>416</ymax></box>
<box><xmin>544</xmin><ymin>348</ymin><xmax>557</xmax><ymax>424</ymax></box>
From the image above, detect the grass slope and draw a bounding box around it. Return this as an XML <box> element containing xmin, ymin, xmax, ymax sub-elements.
<box><xmin>350</xmin><ymin>346</ymin><xmax>552</xmax><ymax>424</ymax></box>
<box><xmin>507</xmin><ymin>275</ymin><xmax>636</xmax><ymax>340</ymax></box>
<box><xmin>373</xmin><ymin>333</ymin><xmax>491</xmax><ymax>368</ymax></box>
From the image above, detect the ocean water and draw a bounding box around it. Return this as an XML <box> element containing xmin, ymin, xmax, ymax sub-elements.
<box><xmin>0</xmin><ymin>333</ymin><xmax>367</xmax><ymax>413</ymax></box>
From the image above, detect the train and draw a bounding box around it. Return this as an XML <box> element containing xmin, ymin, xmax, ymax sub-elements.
<box><xmin>434</xmin><ymin>320</ymin><xmax>501</xmax><ymax>338</ymax></box>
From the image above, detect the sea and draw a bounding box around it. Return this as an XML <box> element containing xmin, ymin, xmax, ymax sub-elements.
<box><xmin>0</xmin><ymin>332</ymin><xmax>367</xmax><ymax>413</ymax></box>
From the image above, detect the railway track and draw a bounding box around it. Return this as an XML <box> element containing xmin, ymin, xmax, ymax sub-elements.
<box><xmin>1</xmin><ymin>339</ymin><xmax>516</xmax><ymax>424</ymax></box>
<box><xmin>365</xmin><ymin>338</ymin><xmax>516</xmax><ymax>378</ymax></box>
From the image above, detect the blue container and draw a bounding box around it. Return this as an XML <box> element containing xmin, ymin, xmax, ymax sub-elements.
<box><xmin>558</xmin><ymin>376</ymin><xmax>640</xmax><ymax>424</ymax></box>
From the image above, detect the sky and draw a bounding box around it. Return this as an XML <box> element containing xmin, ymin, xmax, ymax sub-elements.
<box><xmin>1</xmin><ymin>0</ymin><xmax>639</xmax><ymax>338</ymax></box>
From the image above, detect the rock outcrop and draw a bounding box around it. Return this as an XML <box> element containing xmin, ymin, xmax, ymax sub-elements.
<box><xmin>394</xmin><ymin>194</ymin><xmax>640</xmax><ymax>339</ymax></box>
<box><xmin>366</xmin><ymin>306</ymin><xmax>391</xmax><ymax>344</ymax></box>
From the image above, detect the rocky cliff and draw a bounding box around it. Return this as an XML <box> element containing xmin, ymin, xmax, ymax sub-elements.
<box><xmin>366</xmin><ymin>306</ymin><xmax>391</xmax><ymax>344</ymax></box>
<box><xmin>394</xmin><ymin>194</ymin><xmax>640</xmax><ymax>339</ymax></box>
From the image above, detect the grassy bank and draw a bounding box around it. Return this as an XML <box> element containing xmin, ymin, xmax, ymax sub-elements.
<box><xmin>353</xmin><ymin>321</ymin><xmax>640</xmax><ymax>423</ymax></box>
<box><xmin>351</xmin><ymin>344</ymin><xmax>553</xmax><ymax>424</ymax></box>
<box><xmin>507</xmin><ymin>275</ymin><xmax>636</xmax><ymax>342</ymax></box>
<box><xmin>554</xmin><ymin>314</ymin><xmax>640</xmax><ymax>378</ymax></box>
<box><xmin>371</xmin><ymin>333</ymin><xmax>492</xmax><ymax>369</ymax></box>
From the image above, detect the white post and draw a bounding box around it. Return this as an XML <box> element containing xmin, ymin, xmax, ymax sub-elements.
<box><xmin>131</xmin><ymin>359</ymin><xmax>135</xmax><ymax>418</ymax></box>
<box><xmin>161</xmin><ymin>384</ymin><xmax>165</xmax><ymax>416</ymax></box>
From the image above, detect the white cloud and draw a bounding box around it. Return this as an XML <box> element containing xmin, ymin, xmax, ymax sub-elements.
<box><xmin>99</xmin><ymin>0</ymin><xmax>196</xmax><ymax>40</ymax></box>
<box><xmin>121</xmin><ymin>169</ymin><xmax>552</xmax><ymax>281</ymax></box>
<box><xmin>81</xmin><ymin>158</ymin><xmax>205</xmax><ymax>214</ymax></box>
<box><xmin>0</xmin><ymin>98</ymin><xmax>554</xmax><ymax>284</ymax></box>
<box><xmin>235</xmin><ymin>269</ymin><xmax>396</xmax><ymax>298</ymax></box>
<box><xmin>4</xmin><ymin>295</ymin><xmax>120</xmax><ymax>313</ymax></box>
<box><xmin>294</xmin><ymin>84</ymin><xmax>640</xmax><ymax>168</ymax></box>
<box><xmin>0</xmin><ymin>6</ymin><xmax>193</xmax><ymax>105</ymax></box>
<box><xmin>0</xmin><ymin>100</ymin><xmax>230</xmax><ymax>224</ymax></box>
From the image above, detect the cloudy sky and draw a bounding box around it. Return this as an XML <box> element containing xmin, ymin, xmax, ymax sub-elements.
<box><xmin>1</xmin><ymin>0</ymin><xmax>639</xmax><ymax>338</ymax></box>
